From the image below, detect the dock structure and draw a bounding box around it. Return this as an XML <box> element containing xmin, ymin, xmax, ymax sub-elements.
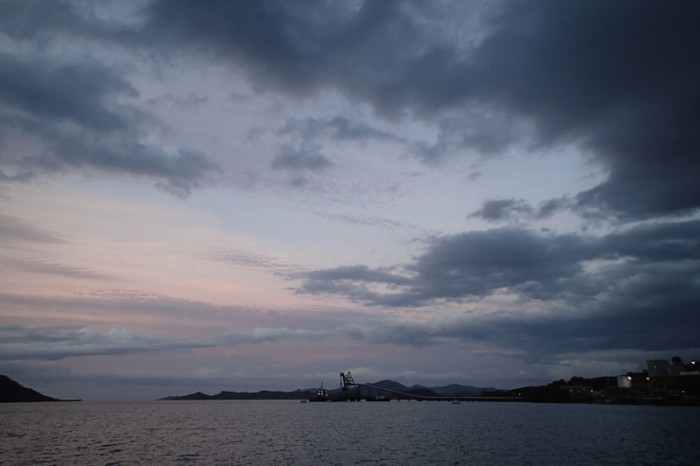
<box><xmin>339</xmin><ymin>371</ymin><xmax>362</xmax><ymax>401</ymax></box>
<box><xmin>338</xmin><ymin>371</ymin><xmax>523</xmax><ymax>402</ymax></box>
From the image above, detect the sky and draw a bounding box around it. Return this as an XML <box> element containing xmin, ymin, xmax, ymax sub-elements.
<box><xmin>1</xmin><ymin>0</ymin><xmax>699</xmax><ymax>401</ymax></box>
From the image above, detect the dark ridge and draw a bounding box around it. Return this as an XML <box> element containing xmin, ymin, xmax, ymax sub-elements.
<box><xmin>166</xmin><ymin>391</ymin><xmax>212</xmax><ymax>400</ymax></box>
<box><xmin>161</xmin><ymin>389</ymin><xmax>315</xmax><ymax>401</ymax></box>
<box><xmin>160</xmin><ymin>373</ymin><xmax>700</xmax><ymax>405</ymax></box>
<box><xmin>405</xmin><ymin>387</ymin><xmax>440</xmax><ymax>397</ymax></box>
<box><xmin>161</xmin><ymin>381</ymin><xmax>499</xmax><ymax>401</ymax></box>
<box><xmin>427</xmin><ymin>383</ymin><xmax>500</xmax><ymax>397</ymax></box>
<box><xmin>371</xmin><ymin>379</ymin><xmax>410</xmax><ymax>392</ymax></box>
<box><xmin>0</xmin><ymin>374</ymin><xmax>67</xmax><ymax>402</ymax></box>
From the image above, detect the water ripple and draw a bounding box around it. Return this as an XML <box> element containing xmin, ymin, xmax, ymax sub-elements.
<box><xmin>1</xmin><ymin>401</ymin><xmax>699</xmax><ymax>465</ymax></box>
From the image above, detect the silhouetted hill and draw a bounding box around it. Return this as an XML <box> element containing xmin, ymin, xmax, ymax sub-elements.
<box><xmin>371</xmin><ymin>379</ymin><xmax>410</xmax><ymax>392</ymax></box>
<box><xmin>371</xmin><ymin>380</ymin><xmax>488</xmax><ymax>396</ymax></box>
<box><xmin>167</xmin><ymin>391</ymin><xmax>211</xmax><ymax>400</ymax></box>
<box><xmin>162</xmin><ymin>389</ymin><xmax>314</xmax><ymax>400</ymax></box>
<box><xmin>162</xmin><ymin>374</ymin><xmax>700</xmax><ymax>405</ymax></box>
<box><xmin>162</xmin><ymin>379</ymin><xmax>500</xmax><ymax>401</ymax></box>
<box><xmin>0</xmin><ymin>375</ymin><xmax>60</xmax><ymax>402</ymax></box>
<box><xmin>418</xmin><ymin>383</ymin><xmax>499</xmax><ymax>396</ymax></box>
<box><xmin>405</xmin><ymin>387</ymin><xmax>440</xmax><ymax>397</ymax></box>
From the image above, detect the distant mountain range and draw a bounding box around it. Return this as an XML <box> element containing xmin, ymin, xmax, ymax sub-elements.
<box><xmin>8</xmin><ymin>373</ymin><xmax>698</xmax><ymax>405</ymax></box>
<box><xmin>160</xmin><ymin>389</ymin><xmax>315</xmax><ymax>401</ymax></box>
<box><xmin>372</xmin><ymin>380</ymin><xmax>501</xmax><ymax>397</ymax></box>
<box><xmin>0</xmin><ymin>374</ymin><xmax>62</xmax><ymax>402</ymax></box>
<box><xmin>161</xmin><ymin>374</ymin><xmax>700</xmax><ymax>405</ymax></box>
<box><xmin>161</xmin><ymin>380</ymin><xmax>501</xmax><ymax>401</ymax></box>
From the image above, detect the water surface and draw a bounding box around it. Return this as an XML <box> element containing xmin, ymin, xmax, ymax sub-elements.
<box><xmin>2</xmin><ymin>400</ymin><xmax>698</xmax><ymax>465</ymax></box>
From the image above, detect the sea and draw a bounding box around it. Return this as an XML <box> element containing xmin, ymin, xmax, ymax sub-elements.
<box><xmin>1</xmin><ymin>400</ymin><xmax>699</xmax><ymax>465</ymax></box>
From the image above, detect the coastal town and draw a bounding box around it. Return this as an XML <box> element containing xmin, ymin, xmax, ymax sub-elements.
<box><xmin>501</xmin><ymin>356</ymin><xmax>700</xmax><ymax>405</ymax></box>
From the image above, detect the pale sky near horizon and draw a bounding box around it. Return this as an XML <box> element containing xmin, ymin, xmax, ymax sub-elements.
<box><xmin>1</xmin><ymin>0</ymin><xmax>699</xmax><ymax>401</ymax></box>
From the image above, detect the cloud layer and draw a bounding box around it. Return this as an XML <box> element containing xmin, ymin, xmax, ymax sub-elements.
<box><xmin>303</xmin><ymin>219</ymin><xmax>699</xmax><ymax>296</ymax></box>
<box><xmin>1</xmin><ymin>0</ymin><xmax>699</xmax><ymax>398</ymax></box>
<box><xmin>2</xmin><ymin>0</ymin><xmax>699</xmax><ymax>216</ymax></box>
<box><xmin>140</xmin><ymin>0</ymin><xmax>700</xmax><ymax>218</ymax></box>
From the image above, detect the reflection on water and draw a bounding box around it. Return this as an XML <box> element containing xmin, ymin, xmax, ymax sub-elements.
<box><xmin>2</xmin><ymin>400</ymin><xmax>699</xmax><ymax>465</ymax></box>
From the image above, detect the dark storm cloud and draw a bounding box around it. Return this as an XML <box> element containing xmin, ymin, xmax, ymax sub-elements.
<box><xmin>47</xmin><ymin>134</ymin><xmax>220</xmax><ymax>198</ymax></box>
<box><xmin>296</xmin><ymin>228</ymin><xmax>586</xmax><ymax>305</ymax></box>
<box><xmin>271</xmin><ymin>144</ymin><xmax>333</xmax><ymax>172</ymax></box>
<box><xmin>343</xmin><ymin>270</ymin><xmax>700</xmax><ymax>354</ymax></box>
<box><xmin>297</xmin><ymin>265</ymin><xmax>423</xmax><ymax>308</ymax></box>
<box><xmin>295</xmin><ymin>219</ymin><xmax>700</xmax><ymax>307</ymax></box>
<box><xmin>471</xmin><ymin>1</ymin><xmax>700</xmax><ymax>219</ymax></box>
<box><xmin>469</xmin><ymin>198</ymin><xmax>534</xmax><ymax>222</ymax></box>
<box><xmin>0</xmin><ymin>112</ymin><xmax>220</xmax><ymax>196</ymax></box>
<box><xmin>601</xmin><ymin>220</ymin><xmax>700</xmax><ymax>263</ymax></box>
<box><xmin>0</xmin><ymin>3</ymin><xmax>220</xmax><ymax>196</ymax></box>
<box><xmin>5</xmin><ymin>0</ymin><xmax>697</xmax><ymax>212</ymax></box>
<box><xmin>276</xmin><ymin>116</ymin><xmax>403</xmax><ymax>144</ymax></box>
<box><xmin>407</xmin><ymin>229</ymin><xmax>590</xmax><ymax>300</ymax></box>
<box><xmin>469</xmin><ymin>197</ymin><xmax>577</xmax><ymax>222</ymax></box>
<box><xmin>0</xmin><ymin>0</ymin><xmax>136</xmax><ymax>44</ymax></box>
<box><xmin>143</xmin><ymin>0</ymin><xmax>436</xmax><ymax>103</ymax></box>
<box><xmin>0</xmin><ymin>53</ymin><xmax>220</xmax><ymax>196</ymax></box>
<box><xmin>143</xmin><ymin>0</ymin><xmax>700</xmax><ymax>218</ymax></box>
<box><xmin>536</xmin><ymin>197</ymin><xmax>573</xmax><ymax>220</ymax></box>
<box><xmin>409</xmin><ymin>113</ymin><xmax>526</xmax><ymax>165</ymax></box>
<box><xmin>333</xmin><ymin>221</ymin><xmax>700</xmax><ymax>354</ymax></box>
<box><xmin>0</xmin><ymin>53</ymin><xmax>135</xmax><ymax>131</ymax></box>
